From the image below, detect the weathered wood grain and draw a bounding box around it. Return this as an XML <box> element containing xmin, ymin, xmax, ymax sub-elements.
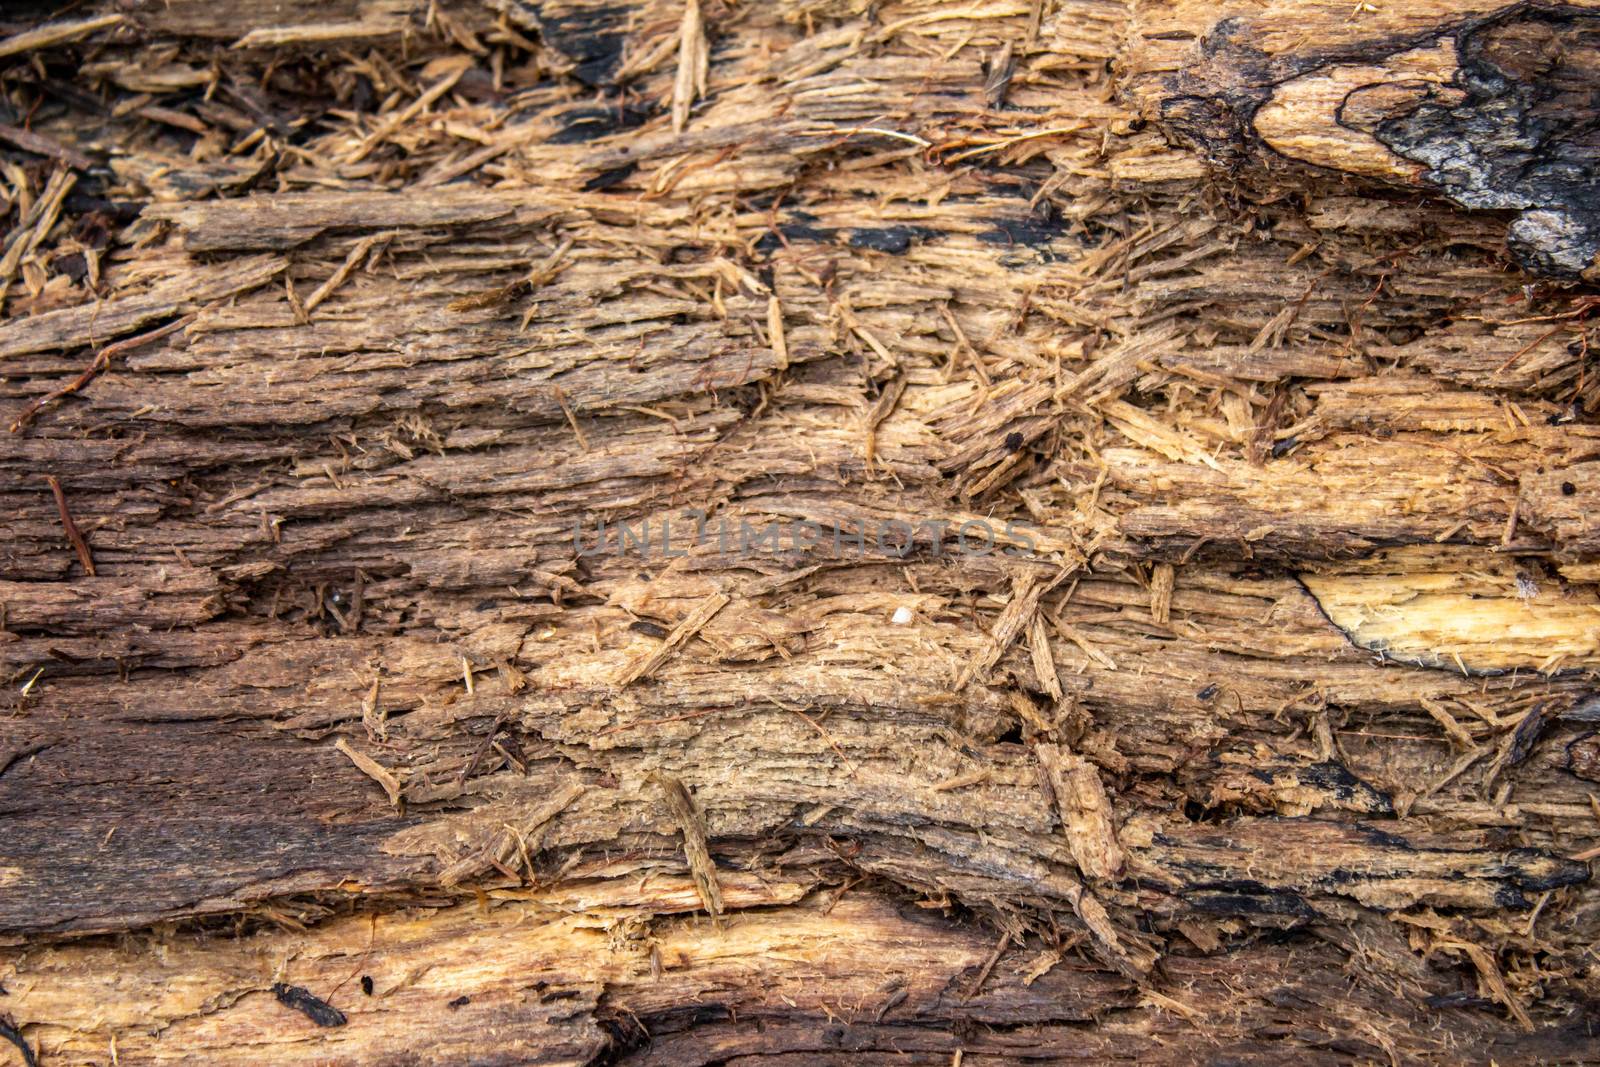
<box><xmin>0</xmin><ymin>0</ymin><xmax>1597</xmax><ymax>1062</ymax></box>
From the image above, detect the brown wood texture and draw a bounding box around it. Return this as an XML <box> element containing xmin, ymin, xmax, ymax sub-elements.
<box><xmin>1</xmin><ymin>1</ymin><xmax>1598</xmax><ymax>1063</ymax></box>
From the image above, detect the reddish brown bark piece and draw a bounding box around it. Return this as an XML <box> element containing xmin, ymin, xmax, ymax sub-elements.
<box><xmin>43</xmin><ymin>476</ymin><xmax>93</xmax><ymax>577</ymax></box>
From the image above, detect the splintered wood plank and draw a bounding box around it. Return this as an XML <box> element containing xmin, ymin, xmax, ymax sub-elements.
<box><xmin>0</xmin><ymin>0</ymin><xmax>1597</xmax><ymax>1061</ymax></box>
<box><xmin>3</xmin><ymin>885</ymin><xmax>1585</xmax><ymax>1065</ymax></box>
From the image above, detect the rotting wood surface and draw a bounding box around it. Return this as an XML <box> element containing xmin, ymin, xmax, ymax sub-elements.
<box><xmin>0</xmin><ymin>1</ymin><xmax>1598</xmax><ymax>1063</ymax></box>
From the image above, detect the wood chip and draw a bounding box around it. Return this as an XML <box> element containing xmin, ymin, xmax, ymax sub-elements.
<box><xmin>862</xmin><ymin>374</ymin><xmax>906</xmax><ymax>465</ymax></box>
<box><xmin>1438</xmin><ymin>938</ymin><xmax>1532</xmax><ymax>1031</ymax></box>
<box><xmin>767</xmin><ymin>294</ymin><xmax>789</xmax><ymax>369</ymax></box>
<box><xmin>982</xmin><ymin>40</ymin><xmax>1015</xmax><ymax>109</ymax></box>
<box><xmin>304</xmin><ymin>231</ymin><xmax>397</xmax><ymax>313</ymax></box>
<box><xmin>335</xmin><ymin>738</ymin><xmax>404</xmax><ymax>809</ymax></box>
<box><xmin>1049</xmin><ymin>614</ymin><xmax>1117</xmax><ymax>671</ymax></box>
<box><xmin>0</xmin><ymin>14</ymin><xmax>124</xmax><ymax>60</ymax></box>
<box><xmin>360</xmin><ymin>677</ymin><xmax>386</xmax><ymax>742</ymax></box>
<box><xmin>1027</xmin><ymin>611</ymin><xmax>1063</xmax><ymax>702</ymax></box>
<box><xmin>346</xmin><ymin>56</ymin><xmax>473</xmax><ymax>164</ymax></box>
<box><xmin>0</xmin><ymin>124</ymin><xmax>95</xmax><ymax>171</ymax></box>
<box><xmin>551</xmin><ymin>384</ymin><xmax>590</xmax><ymax>452</ymax></box>
<box><xmin>1066</xmin><ymin>879</ymin><xmax>1146</xmax><ymax>978</ymax></box>
<box><xmin>0</xmin><ymin>168</ymin><xmax>76</xmax><ymax>297</ymax></box>
<box><xmin>1036</xmin><ymin>742</ymin><xmax>1125</xmax><ymax>881</ymax></box>
<box><xmin>615</xmin><ymin>591</ymin><xmax>730</xmax><ymax>687</ymax></box>
<box><xmin>671</xmin><ymin>0</ymin><xmax>709</xmax><ymax>134</ymax></box>
<box><xmin>1420</xmin><ymin>697</ymin><xmax>1478</xmax><ymax>750</ymax></box>
<box><xmin>962</xmin><ymin>568</ymin><xmax>1072</xmax><ymax>686</ymax></box>
<box><xmin>436</xmin><ymin>781</ymin><xmax>585</xmax><ymax>887</ymax></box>
<box><xmin>1148</xmin><ymin>562</ymin><xmax>1175</xmax><ymax>625</ymax></box>
<box><xmin>232</xmin><ymin>19</ymin><xmax>407</xmax><ymax>50</ymax></box>
<box><xmin>653</xmin><ymin>774</ymin><xmax>724</xmax><ymax>915</ymax></box>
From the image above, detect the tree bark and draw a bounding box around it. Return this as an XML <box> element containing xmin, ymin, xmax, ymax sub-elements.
<box><xmin>0</xmin><ymin>0</ymin><xmax>1598</xmax><ymax>1062</ymax></box>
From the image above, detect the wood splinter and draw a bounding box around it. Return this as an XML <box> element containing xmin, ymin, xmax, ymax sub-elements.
<box><xmin>767</xmin><ymin>294</ymin><xmax>789</xmax><ymax>370</ymax></box>
<box><xmin>1036</xmin><ymin>742</ymin><xmax>1125</xmax><ymax>883</ymax></box>
<box><xmin>436</xmin><ymin>781</ymin><xmax>585</xmax><ymax>888</ymax></box>
<box><xmin>45</xmin><ymin>475</ymin><xmax>95</xmax><ymax>577</ymax></box>
<box><xmin>652</xmin><ymin>773</ymin><xmax>725</xmax><ymax>916</ymax></box>
<box><xmin>862</xmin><ymin>373</ymin><xmax>907</xmax><ymax>466</ymax></box>
<box><xmin>11</xmin><ymin>314</ymin><xmax>195</xmax><ymax>434</ymax></box>
<box><xmin>615</xmin><ymin>591</ymin><xmax>730</xmax><ymax>687</ymax></box>
<box><xmin>334</xmin><ymin>738</ymin><xmax>404</xmax><ymax>810</ymax></box>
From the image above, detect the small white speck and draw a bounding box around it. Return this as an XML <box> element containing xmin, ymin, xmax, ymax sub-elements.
<box><xmin>891</xmin><ymin>606</ymin><xmax>913</xmax><ymax>625</ymax></box>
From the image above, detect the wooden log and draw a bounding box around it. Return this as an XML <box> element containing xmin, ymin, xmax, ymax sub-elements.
<box><xmin>0</xmin><ymin>0</ymin><xmax>1597</xmax><ymax>1062</ymax></box>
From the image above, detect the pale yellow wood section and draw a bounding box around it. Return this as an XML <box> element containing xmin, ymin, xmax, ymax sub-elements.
<box><xmin>1303</xmin><ymin>547</ymin><xmax>1600</xmax><ymax>673</ymax></box>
